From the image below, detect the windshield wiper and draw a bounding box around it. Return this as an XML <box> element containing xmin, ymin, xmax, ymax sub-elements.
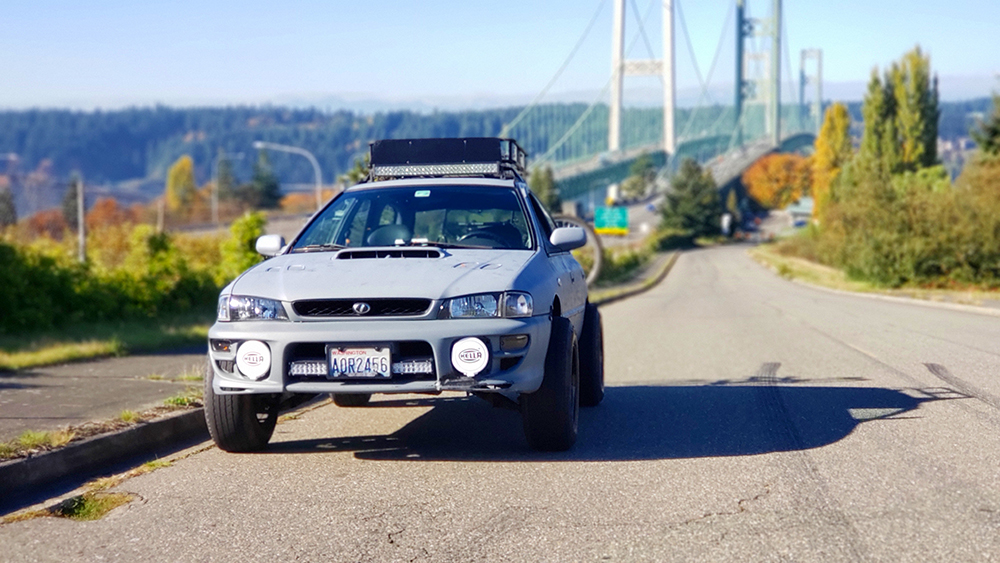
<box><xmin>292</xmin><ymin>244</ymin><xmax>344</xmax><ymax>253</ymax></box>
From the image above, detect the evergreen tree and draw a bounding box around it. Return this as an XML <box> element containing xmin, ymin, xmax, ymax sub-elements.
<box><xmin>528</xmin><ymin>165</ymin><xmax>560</xmax><ymax>211</ymax></box>
<box><xmin>216</xmin><ymin>153</ymin><xmax>238</xmax><ymax>200</ymax></box>
<box><xmin>338</xmin><ymin>155</ymin><xmax>370</xmax><ymax>185</ymax></box>
<box><xmin>661</xmin><ymin>158</ymin><xmax>720</xmax><ymax>237</ymax></box>
<box><xmin>250</xmin><ymin>150</ymin><xmax>282</xmax><ymax>209</ymax></box>
<box><xmin>165</xmin><ymin>155</ymin><xmax>197</xmax><ymax>212</ymax></box>
<box><xmin>812</xmin><ymin>103</ymin><xmax>854</xmax><ymax>217</ymax></box>
<box><xmin>62</xmin><ymin>175</ymin><xmax>80</xmax><ymax>230</ymax></box>
<box><xmin>0</xmin><ymin>187</ymin><xmax>16</xmax><ymax>228</ymax></box>
<box><xmin>971</xmin><ymin>93</ymin><xmax>1000</xmax><ymax>158</ymax></box>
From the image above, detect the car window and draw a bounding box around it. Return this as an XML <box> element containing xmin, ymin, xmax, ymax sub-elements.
<box><xmin>293</xmin><ymin>186</ymin><xmax>534</xmax><ymax>251</ymax></box>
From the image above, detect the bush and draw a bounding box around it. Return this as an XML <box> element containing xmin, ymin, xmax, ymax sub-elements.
<box><xmin>0</xmin><ymin>213</ymin><xmax>267</xmax><ymax>334</ymax></box>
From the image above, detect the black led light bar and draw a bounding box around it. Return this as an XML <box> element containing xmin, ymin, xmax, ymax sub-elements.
<box><xmin>368</xmin><ymin>138</ymin><xmax>527</xmax><ymax>181</ymax></box>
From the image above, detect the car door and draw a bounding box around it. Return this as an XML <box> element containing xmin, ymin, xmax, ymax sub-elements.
<box><xmin>528</xmin><ymin>194</ymin><xmax>586</xmax><ymax>332</ymax></box>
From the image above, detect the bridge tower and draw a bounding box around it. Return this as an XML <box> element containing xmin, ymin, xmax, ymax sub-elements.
<box><xmin>736</xmin><ymin>0</ymin><xmax>782</xmax><ymax>147</ymax></box>
<box><xmin>608</xmin><ymin>0</ymin><xmax>675</xmax><ymax>156</ymax></box>
<box><xmin>800</xmin><ymin>48</ymin><xmax>823</xmax><ymax>134</ymax></box>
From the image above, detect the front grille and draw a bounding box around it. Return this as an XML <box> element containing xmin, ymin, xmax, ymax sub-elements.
<box><xmin>293</xmin><ymin>298</ymin><xmax>432</xmax><ymax>318</ymax></box>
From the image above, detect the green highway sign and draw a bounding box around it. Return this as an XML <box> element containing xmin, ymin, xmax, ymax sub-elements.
<box><xmin>594</xmin><ymin>206</ymin><xmax>629</xmax><ymax>235</ymax></box>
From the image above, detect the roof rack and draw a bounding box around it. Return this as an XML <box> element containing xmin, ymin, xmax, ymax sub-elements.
<box><xmin>368</xmin><ymin>138</ymin><xmax>527</xmax><ymax>181</ymax></box>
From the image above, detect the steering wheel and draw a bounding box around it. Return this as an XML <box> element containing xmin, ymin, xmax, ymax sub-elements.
<box><xmin>458</xmin><ymin>229</ymin><xmax>510</xmax><ymax>248</ymax></box>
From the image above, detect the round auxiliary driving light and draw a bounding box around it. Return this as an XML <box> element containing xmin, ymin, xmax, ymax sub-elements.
<box><xmin>236</xmin><ymin>340</ymin><xmax>271</xmax><ymax>381</ymax></box>
<box><xmin>451</xmin><ymin>337</ymin><xmax>489</xmax><ymax>378</ymax></box>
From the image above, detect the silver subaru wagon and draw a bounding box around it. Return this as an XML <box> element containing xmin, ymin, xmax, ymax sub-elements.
<box><xmin>205</xmin><ymin>138</ymin><xmax>604</xmax><ymax>452</ymax></box>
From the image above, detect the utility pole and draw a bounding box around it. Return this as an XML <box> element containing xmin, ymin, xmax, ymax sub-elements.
<box><xmin>76</xmin><ymin>175</ymin><xmax>86</xmax><ymax>263</ymax></box>
<box><xmin>608</xmin><ymin>0</ymin><xmax>675</xmax><ymax>156</ymax></box>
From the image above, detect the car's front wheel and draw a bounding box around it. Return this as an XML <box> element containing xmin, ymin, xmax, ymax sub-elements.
<box><xmin>204</xmin><ymin>359</ymin><xmax>279</xmax><ymax>452</ymax></box>
<box><xmin>521</xmin><ymin>316</ymin><xmax>579</xmax><ymax>451</ymax></box>
<box><xmin>579</xmin><ymin>302</ymin><xmax>605</xmax><ymax>407</ymax></box>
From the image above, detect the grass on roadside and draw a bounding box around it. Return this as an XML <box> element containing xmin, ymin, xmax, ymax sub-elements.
<box><xmin>750</xmin><ymin>243</ymin><xmax>1000</xmax><ymax>306</ymax></box>
<box><xmin>164</xmin><ymin>386</ymin><xmax>203</xmax><ymax>408</ymax></box>
<box><xmin>0</xmin><ymin>429</ymin><xmax>77</xmax><ymax>460</ymax></box>
<box><xmin>0</xmin><ymin>312</ymin><xmax>212</xmax><ymax>371</ymax></box>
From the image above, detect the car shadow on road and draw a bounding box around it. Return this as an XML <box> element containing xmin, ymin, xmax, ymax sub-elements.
<box><xmin>265</xmin><ymin>384</ymin><xmax>964</xmax><ymax>462</ymax></box>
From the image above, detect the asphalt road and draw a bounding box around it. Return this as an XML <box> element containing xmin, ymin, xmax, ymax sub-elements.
<box><xmin>4</xmin><ymin>244</ymin><xmax>1000</xmax><ymax>562</ymax></box>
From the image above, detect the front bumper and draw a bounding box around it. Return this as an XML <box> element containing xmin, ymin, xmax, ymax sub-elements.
<box><xmin>207</xmin><ymin>315</ymin><xmax>551</xmax><ymax>397</ymax></box>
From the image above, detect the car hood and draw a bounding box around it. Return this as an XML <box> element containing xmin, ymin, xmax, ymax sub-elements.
<box><xmin>229</xmin><ymin>248</ymin><xmax>536</xmax><ymax>301</ymax></box>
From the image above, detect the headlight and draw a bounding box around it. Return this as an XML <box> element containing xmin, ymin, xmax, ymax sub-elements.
<box><xmin>218</xmin><ymin>295</ymin><xmax>289</xmax><ymax>321</ymax></box>
<box><xmin>439</xmin><ymin>292</ymin><xmax>533</xmax><ymax>319</ymax></box>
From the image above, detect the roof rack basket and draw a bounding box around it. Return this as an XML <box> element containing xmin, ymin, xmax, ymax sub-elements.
<box><xmin>368</xmin><ymin>138</ymin><xmax>527</xmax><ymax>181</ymax></box>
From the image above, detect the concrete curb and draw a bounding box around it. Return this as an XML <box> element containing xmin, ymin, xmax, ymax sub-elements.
<box><xmin>591</xmin><ymin>251</ymin><xmax>680</xmax><ymax>307</ymax></box>
<box><xmin>0</xmin><ymin>409</ymin><xmax>207</xmax><ymax>501</ymax></box>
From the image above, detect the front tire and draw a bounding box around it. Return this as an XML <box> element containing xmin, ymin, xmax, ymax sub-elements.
<box><xmin>204</xmin><ymin>359</ymin><xmax>279</xmax><ymax>452</ymax></box>
<box><xmin>333</xmin><ymin>393</ymin><xmax>371</xmax><ymax>407</ymax></box>
<box><xmin>521</xmin><ymin>316</ymin><xmax>579</xmax><ymax>451</ymax></box>
<box><xmin>579</xmin><ymin>302</ymin><xmax>605</xmax><ymax>407</ymax></box>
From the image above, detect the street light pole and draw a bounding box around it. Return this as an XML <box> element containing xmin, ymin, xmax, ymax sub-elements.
<box><xmin>251</xmin><ymin>141</ymin><xmax>324</xmax><ymax>211</ymax></box>
<box><xmin>212</xmin><ymin>152</ymin><xmax>244</xmax><ymax>225</ymax></box>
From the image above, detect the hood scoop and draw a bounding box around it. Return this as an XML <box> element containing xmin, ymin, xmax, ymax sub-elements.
<box><xmin>336</xmin><ymin>248</ymin><xmax>442</xmax><ymax>260</ymax></box>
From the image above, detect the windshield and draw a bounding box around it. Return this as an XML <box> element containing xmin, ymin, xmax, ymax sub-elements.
<box><xmin>292</xmin><ymin>186</ymin><xmax>533</xmax><ymax>251</ymax></box>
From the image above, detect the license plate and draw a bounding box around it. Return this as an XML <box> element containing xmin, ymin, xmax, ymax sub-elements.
<box><xmin>327</xmin><ymin>346</ymin><xmax>391</xmax><ymax>379</ymax></box>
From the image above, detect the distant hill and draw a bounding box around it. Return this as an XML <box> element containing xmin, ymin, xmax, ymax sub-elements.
<box><xmin>0</xmin><ymin>98</ymin><xmax>993</xmax><ymax>216</ymax></box>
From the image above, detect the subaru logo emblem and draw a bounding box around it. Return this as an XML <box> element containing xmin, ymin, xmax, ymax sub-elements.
<box><xmin>353</xmin><ymin>302</ymin><xmax>371</xmax><ymax>315</ymax></box>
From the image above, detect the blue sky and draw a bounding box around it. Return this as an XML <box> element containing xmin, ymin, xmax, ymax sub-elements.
<box><xmin>1</xmin><ymin>0</ymin><xmax>997</xmax><ymax>110</ymax></box>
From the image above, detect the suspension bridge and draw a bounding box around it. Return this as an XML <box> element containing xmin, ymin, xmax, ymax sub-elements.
<box><xmin>498</xmin><ymin>0</ymin><xmax>824</xmax><ymax>212</ymax></box>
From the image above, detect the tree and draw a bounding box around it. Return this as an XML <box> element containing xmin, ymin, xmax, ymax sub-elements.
<box><xmin>742</xmin><ymin>154</ymin><xmax>812</xmax><ymax>209</ymax></box>
<box><xmin>621</xmin><ymin>153</ymin><xmax>655</xmax><ymax>201</ymax></box>
<box><xmin>86</xmin><ymin>197</ymin><xmax>131</xmax><ymax>229</ymax></box>
<box><xmin>812</xmin><ymin>103</ymin><xmax>853</xmax><ymax>217</ymax></box>
<box><xmin>216</xmin><ymin>153</ymin><xmax>238</xmax><ymax>201</ymax></box>
<box><xmin>249</xmin><ymin>150</ymin><xmax>282</xmax><ymax>209</ymax></box>
<box><xmin>0</xmin><ymin>187</ymin><xmax>16</xmax><ymax>228</ymax></box>
<box><xmin>889</xmin><ymin>46</ymin><xmax>939</xmax><ymax>170</ymax></box>
<box><xmin>661</xmin><ymin>158</ymin><xmax>720</xmax><ymax>237</ymax></box>
<box><xmin>62</xmin><ymin>175</ymin><xmax>80</xmax><ymax>230</ymax></box>
<box><xmin>971</xmin><ymin>93</ymin><xmax>1000</xmax><ymax>158</ymax></box>
<box><xmin>338</xmin><ymin>155</ymin><xmax>370</xmax><ymax>185</ymax></box>
<box><xmin>858</xmin><ymin>46</ymin><xmax>939</xmax><ymax>177</ymax></box>
<box><xmin>528</xmin><ymin>165</ymin><xmax>560</xmax><ymax>211</ymax></box>
<box><xmin>165</xmin><ymin>155</ymin><xmax>197</xmax><ymax>212</ymax></box>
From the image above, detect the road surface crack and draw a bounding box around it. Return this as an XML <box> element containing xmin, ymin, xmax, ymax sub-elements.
<box><xmin>680</xmin><ymin>485</ymin><xmax>772</xmax><ymax>527</ymax></box>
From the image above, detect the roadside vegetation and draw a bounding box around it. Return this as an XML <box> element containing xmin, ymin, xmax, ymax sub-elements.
<box><xmin>0</xmin><ymin>212</ymin><xmax>265</xmax><ymax>369</ymax></box>
<box><xmin>761</xmin><ymin>46</ymin><xmax>1000</xmax><ymax>292</ymax></box>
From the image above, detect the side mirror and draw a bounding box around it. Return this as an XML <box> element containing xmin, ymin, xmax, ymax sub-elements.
<box><xmin>255</xmin><ymin>235</ymin><xmax>286</xmax><ymax>257</ymax></box>
<box><xmin>549</xmin><ymin>227</ymin><xmax>587</xmax><ymax>252</ymax></box>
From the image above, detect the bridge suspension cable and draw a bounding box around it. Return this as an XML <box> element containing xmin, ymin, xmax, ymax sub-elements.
<box><xmin>499</xmin><ymin>0</ymin><xmax>608</xmax><ymax>138</ymax></box>
<box><xmin>532</xmin><ymin>0</ymin><xmax>660</xmax><ymax>167</ymax></box>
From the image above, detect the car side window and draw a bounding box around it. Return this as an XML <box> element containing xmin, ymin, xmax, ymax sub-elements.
<box><xmin>528</xmin><ymin>194</ymin><xmax>556</xmax><ymax>240</ymax></box>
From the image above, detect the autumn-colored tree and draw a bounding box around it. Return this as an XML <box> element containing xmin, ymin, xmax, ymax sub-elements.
<box><xmin>86</xmin><ymin>197</ymin><xmax>132</xmax><ymax>229</ymax></box>
<box><xmin>812</xmin><ymin>103</ymin><xmax>853</xmax><ymax>217</ymax></box>
<box><xmin>26</xmin><ymin>209</ymin><xmax>69</xmax><ymax>240</ymax></box>
<box><xmin>165</xmin><ymin>155</ymin><xmax>197</xmax><ymax>213</ymax></box>
<box><xmin>742</xmin><ymin>153</ymin><xmax>812</xmax><ymax>210</ymax></box>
